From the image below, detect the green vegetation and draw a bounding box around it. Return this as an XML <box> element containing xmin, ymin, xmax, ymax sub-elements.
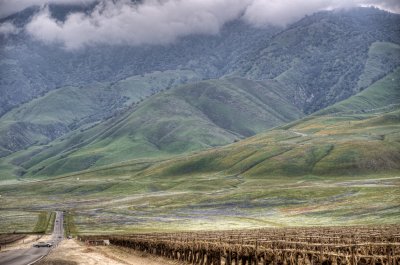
<box><xmin>0</xmin><ymin>8</ymin><xmax>399</xmax><ymax>234</ymax></box>
<box><xmin>0</xmin><ymin>210</ymin><xmax>54</xmax><ymax>234</ymax></box>
<box><xmin>4</xmin><ymin>77</ymin><xmax>302</xmax><ymax>179</ymax></box>
<box><xmin>317</xmin><ymin>67</ymin><xmax>400</xmax><ymax>115</ymax></box>
<box><xmin>0</xmin><ymin>78</ymin><xmax>398</xmax><ymax>232</ymax></box>
<box><xmin>45</xmin><ymin>212</ymin><xmax>56</xmax><ymax>234</ymax></box>
<box><xmin>0</xmin><ymin>211</ymin><xmax>40</xmax><ymax>233</ymax></box>
<box><xmin>33</xmin><ymin>211</ymin><xmax>54</xmax><ymax>234</ymax></box>
<box><xmin>64</xmin><ymin>212</ymin><xmax>77</xmax><ymax>236</ymax></box>
<box><xmin>241</xmin><ymin>10</ymin><xmax>400</xmax><ymax>113</ymax></box>
<box><xmin>1</xmin><ymin>8</ymin><xmax>399</xmax><ymax>159</ymax></box>
<box><xmin>356</xmin><ymin>42</ymin><xmax>400</xmax><ymax>91</ymax></box>
<box><xmin>0</xmin><ymin>70</ymin><xmax>201</xmax><ymax>155</ymax></box>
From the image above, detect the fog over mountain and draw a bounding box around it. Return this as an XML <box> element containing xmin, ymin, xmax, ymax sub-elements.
<box><xmin>1</xmin><ymin>0</ymin><xmax>399</xmax><ymax>49</ymax></box>
<box><xmin>0</xmin><ymin>0</ymin><xmax>399</xmax><ymax>166</ymax></box>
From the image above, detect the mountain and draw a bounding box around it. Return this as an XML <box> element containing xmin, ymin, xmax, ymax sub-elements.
<box><xmin>237</xmin><ymin>8</ymin><xmax>400</xmax><ymax>113</ymax></box>
<box><xmin>0</xmin><ymin>7</ymin><xmax>399</xmax><ymax>177</ymax></box>
<box><xmin>2</xmin><ymin>8</ymin><xmax>398</xmax><ymax>118</ymax></box>
<box><xmin>0</xmin><ymin>15</ymin><xmax>278</xmax><ymax>117</ymax></box>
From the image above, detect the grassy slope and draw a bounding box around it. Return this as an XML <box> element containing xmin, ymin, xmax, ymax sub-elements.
<box><xmin>0</xmin><ymin>71</ymin><xmax>398</xmax><ymax>232</ymax></box>
<box><xmin>241</xmin><ymin>9</ymin><xmax>400</xmax><ymax>113</ymax></box>
<box><xmin>5</xmin><ymin>78</ymin><xmax>302</xmax><ymax>178</ymax></box>
<box><xmin>30</xmin><ymin>69</ymin><xmax>400</xmax><ymax>179</ymax></box>
<box><xmin>316</xmin><ymin>67</ymin><xmax>400</xmax><ymax>115</ymax></box>
<box><xmin>0</xmin><ymin>70</ymin><xmax>201</xmax><ymax>155</ymax></box>
<box><xmin>0</xmin><ymin>211</ymin><xmax>51</xmax><ymax>233</ymax></box>
<box><xmin>356</xmin><ymin>42</ymin><xmax>400</xmax><ymax>91</ymax></box>
<box><xmin>0</xmin><ymin>108</ymin><xmax>397</xmax><ymax>232</ymax></box>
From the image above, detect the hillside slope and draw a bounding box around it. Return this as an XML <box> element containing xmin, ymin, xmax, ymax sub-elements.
<box><xmin>0</xmin><ymin>70</ymin><xmax>201</xmax><ymax>156</ymax></box>
<box><xmin>0</xmin><ymin>72</ymin><xmax>398</xmax><ymax>231</ymax></box>
<box><xmin>237</xmin><ymin>9</ymin><xmax>400</xmax><ymax>113</ymax></box>
<box><xmin>35</xmin><ymin>67</ymin><xmax>400</xmax><ymax>178</ymax></box>
<box><xmin>4</xmin><ymin>78</ymin><xmax>302</xmax><ymax>178</ymax></box>
<box><xmin>0</xmin><ymin>16</ymin><xmax>278</xmax><ymax>117</ymax></box>
<box><xmin>316</xmin><ymin>67</ymin><xmax>400</xmax><ymax>115</ymax></box>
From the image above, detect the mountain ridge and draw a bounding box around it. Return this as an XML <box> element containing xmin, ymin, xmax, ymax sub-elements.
<box><xmin>0</xmin><ymin>7</ymin><xmax>399</xmax><ymax>179</ymax></box>
<box><xmin>0</xmin><ymin>9</ymin><xmax>400</xmax><ymax>159</ymax></box>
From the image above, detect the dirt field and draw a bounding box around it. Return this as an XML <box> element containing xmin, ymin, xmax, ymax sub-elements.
<box><xmin>36</xmin><ymin>239</ymin><xmax>184</xmax><ymax>265</ymax></box>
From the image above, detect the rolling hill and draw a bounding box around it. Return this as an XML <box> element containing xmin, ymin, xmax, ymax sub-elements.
<box><xmin>3</xmin><ymin>78</ymin><xmax>302</xmax><ymax>178</ymax></box>
<box><xmin>0</xmin><ymin>70</ymin><xmax>398</xmax><ymax>232</ymax></box>
<box><xmin>0</xmin><ymin>9</ymin><xmax>399</xmax><ymax>233</ymax></box>
<box><xmin>0</xmin><ymin>70</ymin><xmax>201</xmax><ymax>156</ymax></box>
<box><xmin>0</xmin><ymin>7</ymin><xmax>399</xmax><ymax>160</ymax></box>
<box><xmin>118</xmin><ymin>67</ymin><xmax>400</xmax><ymax>181</ymax></box>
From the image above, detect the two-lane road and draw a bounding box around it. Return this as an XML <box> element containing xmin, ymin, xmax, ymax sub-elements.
<box><xmin>0</xmin><ymin>211</ymin><xmax>64</xmax><ymax>265</ymax></box>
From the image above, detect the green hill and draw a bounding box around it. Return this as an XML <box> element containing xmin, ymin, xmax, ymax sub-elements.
<box><xmin>316</xmin><ymin>66</ymin><xmax>400</xmax><ymax>115</ymax></box>
<box><xmin>0</xmin><ymin>70</ymin><xmax>201</xmax><ymax>156</ymax></box>
<box><xmin>0</xmin><ymin>75</ymin><xmax>398</xmax><ymax>232</ymax></box>
<box><xmin>2</xmin><ymin>57</ymin><xmax>399</xmax><ymax>181</ymax></box>
<box><xmin>4</xmin><ymin>78</ymin><xmax>302</xmax><ymax>178</ymax></box>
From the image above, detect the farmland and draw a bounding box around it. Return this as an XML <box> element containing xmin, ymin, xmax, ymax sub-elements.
<box><xmin>80</xmin><ymin>226</ymin><xmax>400</xmax><ymax>265</ymax></box>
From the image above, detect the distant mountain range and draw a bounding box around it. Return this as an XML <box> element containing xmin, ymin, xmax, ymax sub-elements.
<box><xmin>0</xmin><ymin>6</ymin><xmax>399</xmax><ymax>179</ymax></box>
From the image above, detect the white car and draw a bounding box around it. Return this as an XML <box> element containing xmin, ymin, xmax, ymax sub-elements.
<box><xmin>33</xmin><ymin>242</ymin><xmax>52</xmax><ymax>248</ymax></box>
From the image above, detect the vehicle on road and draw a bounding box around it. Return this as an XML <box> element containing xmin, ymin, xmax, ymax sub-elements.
<box><xmin>33</xmin><ymin>242</ymin><xmax>52</xmax><ymax>248</ymax></box>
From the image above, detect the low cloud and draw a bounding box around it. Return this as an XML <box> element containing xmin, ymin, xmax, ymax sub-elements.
<box><xmin>25</xmin><ymin>0</ymin><xmax>251</xmax><ymax>49</ymax></box>
<box><xmin>1</xmin><ymin>0</ymin><xmax>398</xmax><ymax>49</ymax></box>
<box><xmin>0</xmin><ymin>0</ymin><xmax>97</xmax><ymax>19</ymax></box>
<box><xmin>0</xmin><ymin>22</ymin><xmax>21</xmax><ymax>36</ymax></box>
<box><xmin>363</xmin><ymin>0</ymin><xmax>400</xmax><ymax>13</ymax></box>
<box><xmin>242</xmin><ymin>0</ymin><xmax>356</xmax><ymax>27</ymax></box>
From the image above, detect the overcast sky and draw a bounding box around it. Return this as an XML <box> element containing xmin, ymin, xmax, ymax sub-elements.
<box><xmin>1</xmin><ymin>0</ymin><xmax>399</xmax><ymax>49</ymax></box>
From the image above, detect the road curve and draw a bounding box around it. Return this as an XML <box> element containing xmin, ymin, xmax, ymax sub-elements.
<box><xmin>0</xmin><ymin>211</ymin><xmax>64</xmax><ymax>265</ymax></box>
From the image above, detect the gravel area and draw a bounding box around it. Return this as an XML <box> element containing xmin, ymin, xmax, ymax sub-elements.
<box><xmin>37</xmin><ymin>239</ymin><xmax>184</xmax><ymax>265</ymax></box>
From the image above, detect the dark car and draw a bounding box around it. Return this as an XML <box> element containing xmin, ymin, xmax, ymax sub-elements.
<box><xmin>33</xmin><ymin>242</ymin><xmax>52</xmax><ymax>248</ymax></box>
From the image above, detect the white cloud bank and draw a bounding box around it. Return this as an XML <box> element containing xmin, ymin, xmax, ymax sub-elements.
<box><xmin>1</xmin><ymin>0</ymin><xmax>399</xmax><ymax>48</ymax></box>
<box><xmin>0</xmin><ymin>22</ymin><xmax>21</xmax><ymax>36</ymax></box>
<box><xmin>0</xmin><ymin>0</ymin><xmax>97</xmax><ymax>18</ymax></box>
<box><xmin>25</xmin><ymin>0</ymin><xmax>251</xmax><ymax>49</ymax></box>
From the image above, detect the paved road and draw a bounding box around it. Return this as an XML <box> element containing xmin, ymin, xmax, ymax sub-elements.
<box><xmin>0</xmin><ymin>211</ymin><xmax>64</xmax><ymax>265</ymax></box>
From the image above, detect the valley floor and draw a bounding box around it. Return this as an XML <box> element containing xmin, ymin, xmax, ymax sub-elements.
<box><xmin>37</xmin><ymin>239</ymin><xmax>183</xmax><ymax>265</ymax></box>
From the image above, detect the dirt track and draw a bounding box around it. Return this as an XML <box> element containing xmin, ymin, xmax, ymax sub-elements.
<box><xmin>36</xmin><ymin>239</ymin><xmax>183</xmax><ymax>265</ymax></box>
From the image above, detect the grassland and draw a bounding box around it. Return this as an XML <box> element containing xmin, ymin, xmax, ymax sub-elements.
<box><xmin>0</xmin><ymin>64</ymin><xmax>398</xmax><ymax>234</ymax></box>
<box><xmin>0</xmin><ymin>104</ymin><xmax>398</xmax><ymax>233</ymax></box>
<box><xmin>33</xmin><ymin>211</ymin><xmax>56</xmax><ymax>233</ymax></box>
<box><xmin>0</xmin><ymin>211</ymin><xmax>54</xmax><ymax>234</ymax></box>
<box><xmin>64</xmin><ymin>212</ymin><xmax>77</xmax><ymax>236</ymax></box>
